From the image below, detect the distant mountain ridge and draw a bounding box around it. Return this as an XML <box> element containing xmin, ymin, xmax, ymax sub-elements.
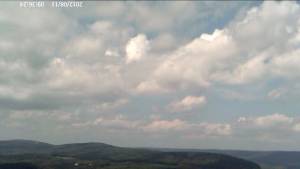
<box><xmin>0</xmin><ymin>139</ymin><xmax>260</xmax><ymax>169</ymax></box>
<box><xmin>0</xmin><ymin>140</ymin><xmax>53</xmax><ymax>155</ymax></box>
<box><xmin>209</xmin><ymin>150</ymin><xmax>300</xmax><ymax>169</ymax></box>
<box><xmin>153</xmin><ymin>148</ymin><xmax>300</xmax><ymax>169</ymax></box>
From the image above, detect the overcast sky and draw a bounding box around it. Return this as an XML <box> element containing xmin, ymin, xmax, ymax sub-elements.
<box><xmin>1</xmin><ymin>1</ymin><xmax>300</xmax><ymax>151</ymax></box>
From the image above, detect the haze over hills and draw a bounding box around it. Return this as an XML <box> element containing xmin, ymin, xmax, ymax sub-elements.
<box><xmin>153</xmin><ymin>148</ymin><xmax>300</xmax><ymax>169</ymax></box>
<box><xmin>208</xmin><ymin>150</ymin><xmax>300</xmax><ymax>169</ymax></box>
<box><xmin>0</xmin><ymin>140</ymin><xmax>260</xmax><ymax>169</ymax></box>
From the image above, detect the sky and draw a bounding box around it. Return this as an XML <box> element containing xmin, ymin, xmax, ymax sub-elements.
<box><xmin>1</xmin><ymin>1</ymin><xmax>300</xmax><ymax>151</ymax></box>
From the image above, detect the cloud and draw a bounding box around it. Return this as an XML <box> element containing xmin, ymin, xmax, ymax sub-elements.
<box><xmin>3</xmin><ymin>110</ymin><xmax>75</xmax><ymax>129</ymax></box>
<box><xmin>198</xmin><ymin>123</ymin><xmax>232</xmax><ymax>136</ymax></box>
<box><xmin>2</xmin><ymin>1</ymin><xmax>299</xmax><ymax>113</ymax></box>
<box><xmin>71</xmin><ymin>115</ymin><xmax>232</xmax><ymax>138</ymax></box>
<box><xmin>65</xmin><ymin>36</ymin><xmax>103</xmax><ymax>57</ymax></box>
<box><xmin>150</xmin><ymin>33</ymin><xmax>177</xmax><ymax>53</ymax></box>
<box><xmin>218</xmin><ymin>1</ymin><xmax>300</xmax><ymax>83</ymax></box>
<box><xmin>125</xmin><ymin>34</ymin><xmax>150</xmax><ymax>64</ymax></box>
<box><xmin>7</xmin><ymin>110</ymin><xmax>74</xmax><ymax>121</ymax></box>
<box><xmin>46</xmin><ymin>58</ymin><xmax>124</xmax><ymax>95</ymax></box>
<box><xmin>71</xmin><ymin>114</ymin><xmax>141</xmax><ymax>131</ymax></box>
<box><xmin>148</xmin><ymin>29</ymin><xmax>235</xmax><ymax>90</ymax></box>
<box><xmin>8</xmin><ymin>111</ymin><xmax>44</xmax><ymax>120</ymax></box>
<box><xmin>142</xmin><ymin>119</ymin><xmax>232</xmax><ymax>137</ymax></box>
<box><xmin>135</xmin><ymin>80</ymin><xmax>168</xmax><ymax>94</ymax></box>
<box><xmin>254</xmin><ymin>114</ymin><xmax>293</xmax><ymax>127</ymax></box>
<box><xmin>1</xmin><ymin>1</ymin><xmax>300</xmax><ymax>149</ymax></box>
<box><xmin>293</xmin><ymin>123</ymin><xmax>300</xmax><ymax>132</ymax></box>
<box><xmin>217</xmin><ymin>53</ymin><xmax>268</xmax><ymax>84</ymax></box>
<box><xmin>93</xmin><ymin>98</ymin><xmax>129</xmax><ymax>111</ymax></box>
<box><xmin>72</xmin><ymin>117</ymin><xmax>186</xmax><ymax>132</ymax></box>
<box><xmin>138</xmin><ymin>1</ymin><xmax>300</xmax><ymax>94</ymax></box>
<box><xmin>167</xmin><ymin>95</ymin><xmax>206</xmax><ymax>112</ymax></box>
<box><xmin>270</xmin><ymin>49</ymin><xmax>300</xmax><ymax>78</ymax></box>
<box><xmin>236</xmin><ymin>113</ymin><xmax>300</xmax><ymax>142</ymax></box>
<box><xmin>89</xmin><ymin>21</ymin><xmax>113</xmax><ymax>34</ymax></box>
<box><xmin>93</xmin><ymin>115</ymin><xmax>139</xmax><ymax>130</ymax></box>
<box><xmin>268</xmin><ymin>88</ymin><xmax>287</xmax><ymax>100</ymax></box>
<box><xmin>105</xmin><ymin>49</ymin><xmax>120</xmax><ymax>57</ymax></box>
<box><xmin>143</xmin><ymin>119</ymin><xmax>186</xmax><ymax>132</ymax></box>
<box><xmin>0</xmin><ymin>7</ymin><xmax>131</xmax><ymax>112</ymax></box>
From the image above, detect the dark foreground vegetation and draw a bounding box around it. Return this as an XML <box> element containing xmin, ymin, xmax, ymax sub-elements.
<box><xmin>0</xmin><ymin>140</ymin><xmax>260</xmax><ymax>169</ymax></box>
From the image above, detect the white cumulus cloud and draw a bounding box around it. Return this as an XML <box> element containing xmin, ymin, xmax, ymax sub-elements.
<box><xmin>167</xmin><ymin>95</ymin><xmax>206</xmax><ymax>112</ymax></box>
<box><xmin>125</xmin><ymin>34</ymin><xmax>150</xmax><ymax>64</ymax></box>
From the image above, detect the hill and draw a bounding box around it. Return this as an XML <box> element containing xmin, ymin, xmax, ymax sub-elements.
<box><xmin>211</xmin><ymin>150</ymin><xmax>300</xmax><ymax>169</ymax></box>
<box><xmin>153</xmin><ymin>148</ymin><xmax>300</xmax><ymax>169</ymax></box>
<box><xmin>0</xmin><ymin>140</ymin><xmax>53</xmax><ymax>155</ymax></box>
<box><xmin>0</xmin><ymin>140</ymin><xmax>260</xmax><ymax>169</ymax></box>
